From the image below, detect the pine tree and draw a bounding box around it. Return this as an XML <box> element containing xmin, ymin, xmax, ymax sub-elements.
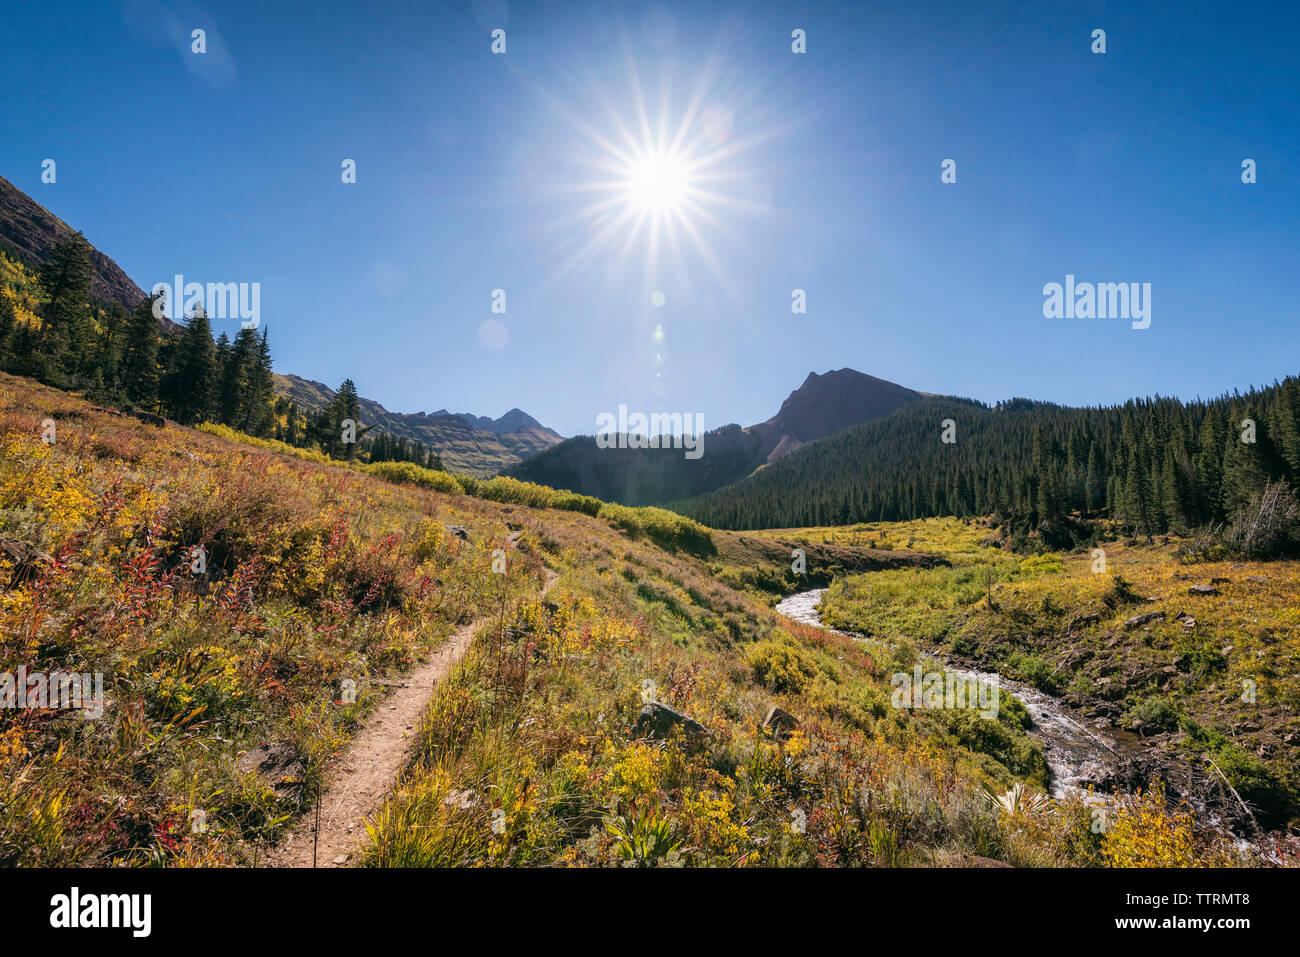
<box><xmin>119</xmin><ymin>295</ymin><xmax>161</xmax><ymax>407</ymax></box>
<box><xmin>164</xmin><ymin>307</ymin><xmax>217</xmax><ymax>424</ymax></box>
<box><xmin>240</xmin><ymin>328</ymin><xmax>274</xmax><ymax>435</ymax></box>
<box><xmin>334</xmin><ymin>378</ymin><xmax>362</xmax><ymax>459</ymax></box>
<box><xmin>218</xmin><ymin>328</ymin><xmax>256</xmax><ymax>425</ymax></box>
<box><xmin>36</xmin><ymin>234</ymin><xmax>94</xmax><ymax>378</ymax></box>
<box><xmin>1221</xmin><ymin>407</ymin><xmax>1270</xmax><ymax>516</ymax></box>
<box><xmin>0</xmin><ymin>290</ymin><xmax>15</xmax><ymax>362</ymax></box>
<box><xmin>311</xmin><ymin>379</ymin><xmax>366</xmax><ymax>458</ymax></box>
<box><xmin>285</xmin><ymin>399</ymin><xmax>301</xmax><ymax>445</ymax></box>
<box><xmin>92</xmin><ymin>302</ymin><xmax>128</xmax><ymax>399</ymax></box>
<box><xmin>1085</xmin><ymin>443</ymin><xmax>1105</xmax><ymax>514</ymax></box>
<box><xmin>1123</xmin><ymin>455</ymin><xmax>1157</xmax><ymax>542</ymax></box>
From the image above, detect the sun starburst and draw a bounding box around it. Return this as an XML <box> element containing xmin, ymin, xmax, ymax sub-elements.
<box><xmin>535</xmin><ymin>50</ymin><xmax>782</xmax><ymax>302</ymax></box>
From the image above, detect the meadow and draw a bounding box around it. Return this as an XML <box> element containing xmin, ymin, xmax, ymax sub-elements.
<box><xmin>818</xmin><ymin>534</ymin><xmax>1300</xmax><ymax>835</ymax></box>
<box><xmin>0</xmin><ymin>375</ymin><xmax>1279</xmax><ymax>866</ymax></box>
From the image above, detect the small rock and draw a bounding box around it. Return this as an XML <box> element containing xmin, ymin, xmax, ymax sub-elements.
<box><xmin>235</xmin><ymin>744</ymin><xmax>306</xmax><ymax>797</ymax></box>
<box><xmin>631</xmin><ymin>702</ymin><xmax>706</xmax><ymax>742</ymax></box>
<box><xmin>332</xmin><ymin>854</ymin><xmax>349</xmax><ymax>865</ymax></box>
<box><xmin>1188</xmin><ymin>584</ymin><xmax>1218</xmax><ymax>596</ymax></box>
<box><xmin>1088</xmin><ymin>702</ymin><xmax>1122</xmax><ymax>720</ymax></box>
<box><xmin>0</xmin><ymin>537</ymin><xmax>55</xmax><ymax>589</ymax></box>
<box><xmin>445</xmin><ymin>525</ymin><xmax>470</xmax><ymax>541</ymax></box>
<box><xmin>762</xmin><ymin>706</ymin><xmax>801</xmax><ymax>739</ymax></box>
<box><xmin>1124</xmin><ymin>610</ymin><xmax>1166</xmax><ymax>629</ymax></box>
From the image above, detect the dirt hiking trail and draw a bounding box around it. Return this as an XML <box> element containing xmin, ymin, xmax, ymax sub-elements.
<box><xmin>268</xmin><ymin>559</ymin><xmax>558</xmax><ymax>868</ymax></box>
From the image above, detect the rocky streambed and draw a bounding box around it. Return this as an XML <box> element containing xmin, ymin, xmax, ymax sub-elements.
<box><xmin>775</xmin><ymin>588</ymin><xmax>1259</xmax><ymax>841</ymax></box>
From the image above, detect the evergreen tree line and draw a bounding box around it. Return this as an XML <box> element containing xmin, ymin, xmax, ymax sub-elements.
<box><xmin>673</xmin><ymin>383</ymin><xmax>1300</xmax><ymax>550</ymax></box>
<box><xmin>0</xmin><ymin>235</ymin><xmax>441</xmax><ymax>470</ymax></box>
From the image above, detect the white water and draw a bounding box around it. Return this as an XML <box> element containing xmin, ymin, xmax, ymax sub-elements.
<box><xmin>775</xmin><ymin>588</ymin><xmax>1126</xmax><ymax>799</ymax></box>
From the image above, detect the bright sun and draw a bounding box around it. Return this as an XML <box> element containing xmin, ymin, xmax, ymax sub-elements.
<box><xmin>626</xmin><ymin>151</ymin><xmax>690</xmax><ymax>214</ymax></box>
<box><xmin>542</xmin><ymin>58</ymin><xmax>772</xmax><ymax>299</ymax></box>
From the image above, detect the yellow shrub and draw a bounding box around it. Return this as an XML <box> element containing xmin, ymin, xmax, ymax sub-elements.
<box><xmin>1101</xmin><ymin>787</ymin><xmax>1197</xmax><ymax>867</ymax></box>
<box><xmin>745</xmin><ymin>633</ymin><xmax>822</xmax><ymax>693</ymax></box>
<box><xmin>606</xmin><ymin>743</ymin><xmax>664</xmax><ymax>804</ymax></box>
<box><xmin>682</xmin><ymin>788</ymin><xmax>748</xmax><ymax>858</ymax></box>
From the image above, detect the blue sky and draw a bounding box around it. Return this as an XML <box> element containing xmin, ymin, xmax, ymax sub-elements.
<box><xmin>2</xmin><ymin>0</ymin><xmax>1297</xmax><ymax>436</ymax></box>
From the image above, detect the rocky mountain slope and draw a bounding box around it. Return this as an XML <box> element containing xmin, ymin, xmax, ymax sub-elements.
<box><xmin>275</xmin><ymin>373</ymin><xmax>563</xmax><ymax>477</ymax></box>
<box><xmin>0</xmin><ymin>174</ymin><xmax>149</xmax><ymax>312</ymax></box>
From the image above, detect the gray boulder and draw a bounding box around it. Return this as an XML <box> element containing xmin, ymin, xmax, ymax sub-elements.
<box><xmin>763</xmin><ymin>706</ymin><xmax>801</xmax><ymax>739</ymax></box>
<box><xmin>631</xmin><ymin>702</ymin><xmax>706</xmax><ymax>742</ymax></box>
<box><xmin>1124</xmin><ymin>610</ymin><xmax>1166</xmax><ymax>629</ymax></box>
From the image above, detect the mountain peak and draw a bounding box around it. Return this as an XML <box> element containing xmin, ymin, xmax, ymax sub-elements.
<box><xmin>427</xmin><ymin>408</ymin><xmax>553</xmax><ymax>435</ymax></box>
<box><xmin>766</xmin><ymin>368</ymin><xmax>921</xmax><ymax>449</ymax></box>
<box><xmin>507</xmin><ymin>367</ymin><xmax>924</xmax><ymax>505</ymax></box>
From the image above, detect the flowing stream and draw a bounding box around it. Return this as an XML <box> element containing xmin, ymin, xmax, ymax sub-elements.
<box><xmin>775</xmin><ymin>588</ymin><xmax>1147</xmax><ymax>799</ymax></box>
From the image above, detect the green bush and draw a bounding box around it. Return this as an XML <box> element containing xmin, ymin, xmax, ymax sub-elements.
<box><xmin>362</xmin><ymin>459</ymin><xmax>463</xmax><ymax>494</ymax></box>
<box><xmin>745</xmin><ymin>632</ymin><xmax>822</xmax><ymax>693</ymax></box>
<box><xmin>472</xmin><ymin>476</ymin><xmax>602</xmax><ymax>516</ymax></box>
<box><xmin>1018</xmin><ymin>553</ymin><xmax>1065</xmax><ymax>576</ymax></box>
<box><xmin>1003</xmin><ymin>652</ymin><xmax>1056</xmax><ymax>693</ymax></box>
<box><xmin>1125</xmin><ymin>695</ymin><xmax>1179</xmax><ymax>735</ymax></box>
<box><xmin>599</xmin><ymin>504</ymin><xmax>714</xmax><ymax>555</ymax></box>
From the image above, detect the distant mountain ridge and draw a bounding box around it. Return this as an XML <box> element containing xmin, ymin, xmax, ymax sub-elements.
<box><xmin>274</xmin><ymin>374</ymin><xmax>563</xmax><ymax>477</ymax></box>
<box><xmin>505</xmin><ymin>368</ymin><xmax>924</xmax><ymax>504</ymax></box>
<box><xmin>430</xmin><ymin>407</ymin><xmax>549</xmax><ymax>435</ymax></box>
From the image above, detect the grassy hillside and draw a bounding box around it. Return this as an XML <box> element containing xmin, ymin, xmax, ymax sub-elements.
<box><xmin>818</xmin><ymin>537</ymin><xmax>1300</xmax><ymax>832</ymax></box>
<box><xmin>0</xmin><ymin>374</ymin><xmax>1273</xmax><ymax>866</ymax></box>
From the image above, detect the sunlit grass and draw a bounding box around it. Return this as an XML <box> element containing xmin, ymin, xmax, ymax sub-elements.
<box><xmin>0</xmin><ymin>376</ymin><xmax>1270</xmax><ymax>866</ymax></box>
